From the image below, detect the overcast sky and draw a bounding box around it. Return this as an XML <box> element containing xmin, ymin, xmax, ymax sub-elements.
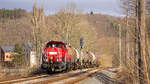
<box><xmin>0</xmin><ymin>0</ymin><xmax>123</xmax><ymax>16</ymax></box>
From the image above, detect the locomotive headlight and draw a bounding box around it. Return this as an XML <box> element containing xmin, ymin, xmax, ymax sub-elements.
<box><xmin>43</xmin><ymin>54</ymin><xmax>48</xmax><ymax>62</ymax></box>
<box><xmin>50</xmin><ymin>57</ymin><xmax>53</xmax><ymax>60</ymax></box>
<box><xmin>45</xmin><ymin>57</ymin><xmax>48</xmax><ymax>62</ymax></box>
<box><xmin>49</xmin><ymin>52</ymin><xmax>57</xmax><ymax>55</ymax></box>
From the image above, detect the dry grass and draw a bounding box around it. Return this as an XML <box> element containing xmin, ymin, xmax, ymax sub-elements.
<box><xmin>115</xmin><ymin>67</ymin><xmax>135</xmax><ymax>84</ymax></box>
<box><xmin>0</xmin><ymin>73</ymin><xmax>5</xmax><ymax>79</ymax></box>
<box><xmin>0</xmin><ymin>65</ymin><xmax>42</xmax><ymax>81</ymax></box>
<box><xmin>26</xmin><ymin>66</ymin><xmax>44</xmax><ymax>76</ymax></box>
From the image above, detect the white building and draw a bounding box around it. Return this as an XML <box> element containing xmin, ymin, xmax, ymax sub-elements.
<box><xmin>22</xmin><ymin>43</ymin><xmax>37</xmax><ymax>67</ymax></box>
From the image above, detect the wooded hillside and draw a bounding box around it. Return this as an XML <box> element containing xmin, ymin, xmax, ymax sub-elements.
<box><xmin>0</xmin><ymin>9</ymin><xmax>122</xmax><ymax>67</ymax></box>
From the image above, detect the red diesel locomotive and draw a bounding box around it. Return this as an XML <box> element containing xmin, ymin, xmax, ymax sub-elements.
<box><xmin>41</xmin><ymin>41</ymin><xmax>72</xmax><ymax>72</ymax></box>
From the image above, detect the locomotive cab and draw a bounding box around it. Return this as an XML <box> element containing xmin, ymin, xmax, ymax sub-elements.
<box><xmin>41</xmin><ymin>41</ymin><xmax>68</xmax><ymax>72</ymax></box>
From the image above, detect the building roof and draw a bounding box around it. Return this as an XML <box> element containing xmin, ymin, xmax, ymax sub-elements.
<box><xmin>1</xmin><ymin>46</ymin><xmax>15</xmax><ymax>53</ymax></box>
<box><xmin>22</xmin><ymin>43</ymin><xmax>35</xmax><ymax>51</ymax></box>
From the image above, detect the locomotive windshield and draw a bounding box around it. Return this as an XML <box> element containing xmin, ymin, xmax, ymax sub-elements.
<box><xmin>46</xmin><ymin>43</ymin><xmax>62</xmax><ymax>48</ymax></box>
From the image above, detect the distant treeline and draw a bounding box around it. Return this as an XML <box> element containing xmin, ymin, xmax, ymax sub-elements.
<box><xmin>0</xmin><ymin>9</ymin><xmax>27</xmax><ymax>19</ymax></box>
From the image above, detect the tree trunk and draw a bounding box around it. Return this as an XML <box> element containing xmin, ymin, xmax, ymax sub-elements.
<box><xmin>138</xmin><ymin>0</ymin><xmax>150</xmax><ymax>83</ymax></box>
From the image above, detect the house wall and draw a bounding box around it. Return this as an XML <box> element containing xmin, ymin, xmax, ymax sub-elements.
<box><xmin>0</xmin><ymin>48</ymin><xmax>1</xmax><ymax>61</ymax></box>
<box><xmin>0</xmin><ymin>48</ymin><xmax>4</xmax><ymax>62</ymax></box>
<box><xmin>30</xmin><ymin>51</ymin><xmax>36</xmax><ymax>67</ymax></box>
<box><xmin>23</xmin><ymin>47</ymin><xmax>31</xmax><ymax>66</ymax></box>
<box><xmin>4</xmin><ymin>52</ymin><xmax>15</xmax><ymax>62</ymax></box>
<box><xmin>1</xmin><ymin>51</ymin><xmax>4</xmax><ymax>62</ymax></box>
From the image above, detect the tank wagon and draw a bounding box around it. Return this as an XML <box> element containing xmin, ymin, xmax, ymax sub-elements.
<box><xmin>41</xmin><ymin>41</ymin><xmax>100</xmax><ymax>73</ymax></box>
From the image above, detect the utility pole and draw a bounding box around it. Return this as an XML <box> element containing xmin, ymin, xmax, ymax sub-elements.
<box><xmin>119</xmin><ymin>24</ymin><xmax>122</xmax><ymax>67</ymax></box>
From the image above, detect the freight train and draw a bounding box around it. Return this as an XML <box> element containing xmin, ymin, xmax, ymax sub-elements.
<box><xmin>41</xmin><ymin>41</ymin><xmax>100</xmax><ymax>73</ymax></box>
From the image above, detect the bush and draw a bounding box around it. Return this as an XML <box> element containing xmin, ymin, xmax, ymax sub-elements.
<box><xmin>12</xmin><ymin>44</ymin><xmax>26</xmax><ymax>67</ymax></box>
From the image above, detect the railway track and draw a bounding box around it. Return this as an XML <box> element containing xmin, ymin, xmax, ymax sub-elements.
<box><xmin>0</xmin><ymin>67</ymin><xmax>112</xmax><ymax>84</ymax></box>
<box><xmin>95</xmin><ymin>72</ymin><xmax>118</xmax><ymax>84</ymax></box>
<box><xmin>0</xmin><ymin>74</ymin><xmax>49</xmax><ymax>84</ymax></box>
<box><xmin>0</xmin><ymin>70</ymin><xmax>74</xmax><ymax>84</ymax></box>
<box><xmin>33</xmin><ymin>67</ymin><xmax>100</xmax><ymax>84</ymax></box>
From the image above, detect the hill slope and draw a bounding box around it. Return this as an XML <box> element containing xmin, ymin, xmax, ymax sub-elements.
<box><xmin>0</xmin><ymin>10</ymin><xmax>122</xmax><ymax>67</ymax></box>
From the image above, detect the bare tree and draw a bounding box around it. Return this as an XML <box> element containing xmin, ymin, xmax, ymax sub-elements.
<box><xmin>53</xmin><ymin>4</ymin><xmax>98</xmax><ymax>52</ymax></box>
<box><xmin>121</xmin><ymin>0</ymin><xmax>150</xmax><ymax>83</ymax></box>
<box><xmin>31</xmin><ymin>2</ymin><xmax>47</xmax><ymax>65</ymax></box>
<box><xmin>138</xmin><ymin>0</ymin><xmax>150</xmax><ymax>83</ymax></box>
